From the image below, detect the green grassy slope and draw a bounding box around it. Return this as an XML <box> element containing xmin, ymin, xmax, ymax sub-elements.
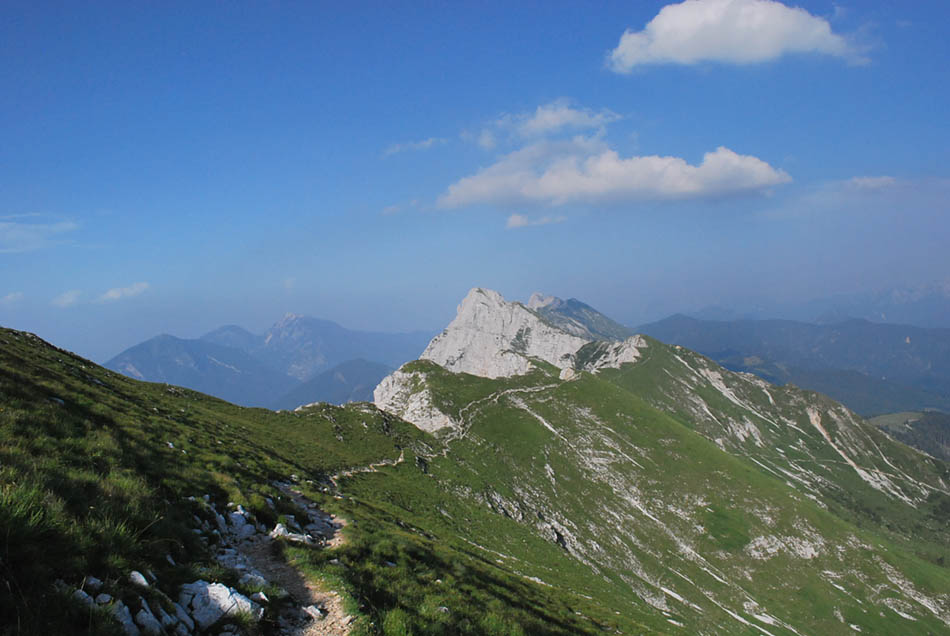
<box><xmin>381</xmin><ymin>352</ymin><xmax>950</xmax><ymax>633</ymax></box>
<box><xmin>587</xmin><ymin>337</ymin><xmax>950</xmax><ymax>563</ymax></box>
<box><xmin>0</xmin><ymin>327</ymin><xmax>659</xmax><ymax>635</ymax></box>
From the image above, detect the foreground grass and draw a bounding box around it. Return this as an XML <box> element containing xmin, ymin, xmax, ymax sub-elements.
<box><xmin>0</xmin><ymin>327</ymin><xmax>656</xmax><ymax>634</ymax></box>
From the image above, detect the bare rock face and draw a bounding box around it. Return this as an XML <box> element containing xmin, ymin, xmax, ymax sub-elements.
<box><xmin>577</xmin><ymin>335</ymin><xmax>648</xmax><ymax>372</ymax></box>
<box><xmin>373</xmin><ymin>368</ymin><xmax>455</xmax><ymax>433</ymax></box>
<box><xmin>420</xmin><ymin>288</ymin><xmax>591</xmax><ymax>379</ymax></box>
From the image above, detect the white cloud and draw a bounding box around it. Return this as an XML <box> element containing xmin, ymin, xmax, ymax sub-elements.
<box><xmin>608</xmin><ymin>0</ymin><xmax>865</xmax><ymax>72</ymax></box>
<box><xmin>52</xmin><ymin>290</ymin><xmax>82</xmax><ymax>308</ymax></box>
<box><xmin>438</xmin><ymin>136</ymin><xmax>790</xmax><ymax>208</ymax></box>
<box><xmin>505</xmin><ymin>99</ymin><xmax>621</xmax><ymax>138</ymax></box>
<box><xmin>99</xmin><ymin>282</ymin><xmax>149</xmax><ymax>302</ymax></box>
<box><xmin>0</xmin><ymin>215</ymin><xmax>78</xmax><ymax>253</ymax></box>
<box><xmin>0</xmin><ymin>292</ymin><xmax>23</xmax><ymax>306</ymax></box>
<box><xmin>383</xmin><ymin>137</ymin><xmax>448</xmax><ymax>156</ymax></box>
<box><xmin>475</xmin><ymin>100</ymin><xmax>620</xmax><ymax>149</ymax></box>
<box><xmin>506</xmin><ymin>214</ymin><xmax>567</xmax><ymax>229</ymax></box>
<box><xmin>847</xmin><ymin>175</ymin><xmax>898</xmax><ymax>190</ymax></box>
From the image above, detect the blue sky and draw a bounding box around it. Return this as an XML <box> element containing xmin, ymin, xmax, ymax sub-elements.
<box><xmin>1</xmin><ymin>0</ymin><xmax>948</xmax><ymax>361</ymax></box>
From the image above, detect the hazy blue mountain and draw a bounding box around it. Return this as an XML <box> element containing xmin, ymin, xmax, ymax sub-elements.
<box><xmin>107</xmin><ymin>313</ymin><xmax>433</xmax><ymax>407</ymax></box>
<box><xmin>638</xmin><ymin>314</ymin><xmax>950</xmax><ymax>416</ymax></box>
<box><xmin>201</xmin><ymin>324</ymin><xmax>265</xmax><ymax>351</ymax></box>
<box><xmin>104</xmin><ymin>334</ymin><xmax>296</xmax><ymax>407</ymax></box>
<box><xmin>688</xmin><ymin>281</ymin><xmax>950</xmax><ymax>328</ymax></box>
<box><xmin>272</xmin><ymin>358</ymin><xmax>392</xmax><ymax>410</ymax></box>
<box><xmin>202</xmin><ymin>313</ymin><xmax>432</xmax><ymax>381</ymax></box>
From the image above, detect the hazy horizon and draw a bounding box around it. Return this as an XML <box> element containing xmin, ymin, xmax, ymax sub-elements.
<box><xmin>2</xmin><ymin>1</ymin><xmax>949</xmax><ymax>362</ymax></box>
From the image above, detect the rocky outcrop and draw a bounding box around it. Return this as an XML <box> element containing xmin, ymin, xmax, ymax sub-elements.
<box><xmin>420</xmin><ymin>288</ymin><xmax>590</xmax><ymax>379</ymax></box>
<box><xmin>178</xmin><ymin>581</ymin><xmax>263</xmax><ymax>630</ymax></box>
<box><xmin>576</xmin><ymin>336</ymin><xmax>648</xmax><ymax>372</ymax></box>
<box><xmin>373</xmin><ymin>369</ymin><xmax>455</xmax><ymax>433</ymax></box>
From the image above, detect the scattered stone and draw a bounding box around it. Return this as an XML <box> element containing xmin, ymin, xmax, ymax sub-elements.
<box><xmin>83</xmin><ymin>575</ymin><xmax>104</xmax><ymax>593</ymax></box>
<box><xmin>128</xmin><ymin>571</ymin><xmax>149</xmax><ymax>588</ymax></box>
<box><xmin>165</xmin><ymin>553</ymin><xmax>176</xmax><ymax>566</ymax></box>
<box><xmin>112</xmin><ymin>601</ymin><xmax>141</xmax><ymax>636</ymax></box>
<box><xmin>251</xmin><ymin>591</ymin><xmax>269</xmax><ymax>604</ymax></box>
<box><xmin>96</xmin><ymin>593</ymin><xmax>113</xmax><ymax>605</ymax></box>
<box><xmin>302</xmin><ymin>604</ymin><xmax>325</xmax><ymax>620</ymax></box>
<box><xmin>73</xmin><ymin>588</ymin><xmax>95</xmax><ymax>608</ymax></box>
<box><xmin>383</xmin><ymin>560</ymin><xmax>397</xmax><ymax>567</ymax></box>
<box><xmin>179</xmin><ymin>580</ymin><xmax>263</xmax><ymax>630</ymax></box>
<box><xmin>438</xmin><ymin>606</ymin><xmax>450</xmax><ymax>614</ymax></box>
<box><xmin>238</xmin><ymin>572</ymin><xmax>267</xmax><ymax>589</ymax></box>
<box><xmin>173</xmin><ymin>602</ymin><xmax>195</xmax><ymax>631</ymax></box>
<box><xmin>158</xmin><ymin>607</ymin><xmax>178</xmax><ymax>630</ymax></box>
<box><xmin>134</xmin><ymin>606</ymin><xmax>163</xmax><ymax>635</ymax></box>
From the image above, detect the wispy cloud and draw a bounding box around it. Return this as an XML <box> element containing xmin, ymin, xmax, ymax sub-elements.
<box><xmin>0</xmin><ymin>292</ymin><xmax>23</xmax><ymax>306</ymax></box>
<box><xmin>0</xmin><ymin>214</ymin><xmax>79</xmax><ymax>253</ymax></box>
<box><xmin>99</xmin><ymin>282</ymin><xmax>149</xmax><ymax>302</ymax></box>
<box><xmin>847</xmin><ymin>175</ymin><xmax>898</xmax><ymax>190</ymax></box>
<box><xmin>380</xmin><ymin>199</ymin><xmax>420</xmax><ymax>215</ymax></box>
<box><xmin>439</xmin><ymin>136</ymin><xmax>790</xmax><ymax>208</ymax></box>
<box><xmin>506</xmin><ymin>214</ymin><xmax>566</xmax><ymax>229</ymax></box>
<box><xmin>472</xmin><ymin>99</ymin><xmax>620</xmax><ymax>149</ymax></box>
<box><xmin>608</xmin><ymin>0</ymin><xmax>866</xmax><ymax>72</ymax></box>
<box><xmin>383</xmin><ymin>137</ymin><xmax>449</xmax><ymax>157</ymax></box>
<box><xmin>52</xmin><ymin>290</ymin><xmax>82</xmax><ymax>308</ymax></box>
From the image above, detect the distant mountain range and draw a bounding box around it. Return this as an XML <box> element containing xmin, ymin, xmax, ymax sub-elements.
<box><xmin>106</xmin><ymin>314</ymin><xmax>431</xmax><ymax>408</ymax></box>
<box><xmin>689</xmin><ymin>280</ymin><xmax>950</xmax><ymax>328</ymax></box>
<box><xmin>271</xmin><ymin>358</ymin><xmax>392</xmax><ymax>411</ymax></box>
<box><xmin>637</xmin><ymin>314</ymin><xmax>950</xmax><ymax>416</ymax></box>
<box><xmin>105</xmin><ymin>292</ymin><xmax>950</xmax><ymax>422</ymax></box>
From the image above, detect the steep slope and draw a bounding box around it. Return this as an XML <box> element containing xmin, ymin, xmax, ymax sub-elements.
<box><xmin>374</xmin><ymin>289</ymin><xmax>950</xmax><ymax>634</ymax></box>
<box><xmin>377</xmin><ymin>358</ymin><xmax>950</xmax><ymax>634</ymax></box>
<box><xmin>104</xmin><ymin>334</ymin><xmax>297</xmax><ymax>407</ymax></box>
<box><xmin>872</xmin><ymin>411</ymin><xmax>950</xmax><ymax>462</ymax></box>
<box><xmin>638</xmin><ymin>314</ymin><xmax>950</xmax><ymax>415</ymax></box>
<box><xmin>272</xmin><ymin>358</ymin><xmax>392</xmax><ymax>410</ymax></box>
<box><xmin>1</xmin><ymin>326</ymin><xmax>652</xmax><ymax>635</ymax></box>
<box><xmin>527</xmin><ymin>293</ymin><xmax>635</xmax><ymax>341</ymax></box>
<box><xmin>420</xmin><ymin>288</ymin><xmax>590</xmax><ymax>378</ymax></box>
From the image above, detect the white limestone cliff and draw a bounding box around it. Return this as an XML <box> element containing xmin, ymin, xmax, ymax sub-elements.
<box><xmin>373</xmin><ymin>368</ymin><xmax>456</xmax><ymax>433</ymax></box>
<box><xmin>578</xmin><ymin>335</ymin><xmax>648</xmax><ymax>372</ymax></box>
<box><xmin>420</xmin><ymin>288</ymin><xmax>591</xmax><ymax>379</ymax></box>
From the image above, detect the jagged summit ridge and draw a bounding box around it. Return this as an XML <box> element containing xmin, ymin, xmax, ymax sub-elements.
<box><xmin>419</xmin><ymin>288</ymin><xmax>591</xmax><ymax>379</ymax></box>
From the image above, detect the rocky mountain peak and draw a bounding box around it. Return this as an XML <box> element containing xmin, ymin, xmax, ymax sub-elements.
<box><xmin>419</xmin><ymin>288</ymin><xmax>591</xmax><ymax>379</ymax></box>
<box><xmin>527</xmin><ymin>292</ymin><xmax>563</xmax><ymax>310</ymax></box>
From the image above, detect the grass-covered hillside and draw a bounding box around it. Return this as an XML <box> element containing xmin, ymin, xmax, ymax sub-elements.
<box><xmin>381</xmin><ymin>343</ymin><xmax>950</xmax><ymax>633</ymax></box>
<box><xmin>0</xmin><ymin>327</ymin><xmax>654</xmax><ymax>635</ymax></box>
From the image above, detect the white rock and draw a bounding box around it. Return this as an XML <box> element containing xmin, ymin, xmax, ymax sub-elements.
<box><xmin>181</xmin><ymin>580</ymin><xmax>263</xmax><ymax>630</ymax></box>
<box><xmin>302</xmin><ymin>604</ymin><xmax>325</xmax><ymax>620</ymax></box>
<box><xmin>373</xmin><ymin>370</ymin><xmax>456</xmax><ymax>433</ymax></box>
<box><xmin>251</xmin><ymin>591</ymin><xmax>269</xmax><ymax>604</ymax></box>
<box><xmin>418</xmin><ymin>288</ymin><xmax>590</xmax><ymax>379</ymax></box>
<box><xmin>577</xmin><ymin>336</ymin><xmax>647</xmax><ymax>372</ymax></box>
<box><xmin>128</xmin><ymin>571</ymin><xmax>149</xmax><ymax>588</ymax></box>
